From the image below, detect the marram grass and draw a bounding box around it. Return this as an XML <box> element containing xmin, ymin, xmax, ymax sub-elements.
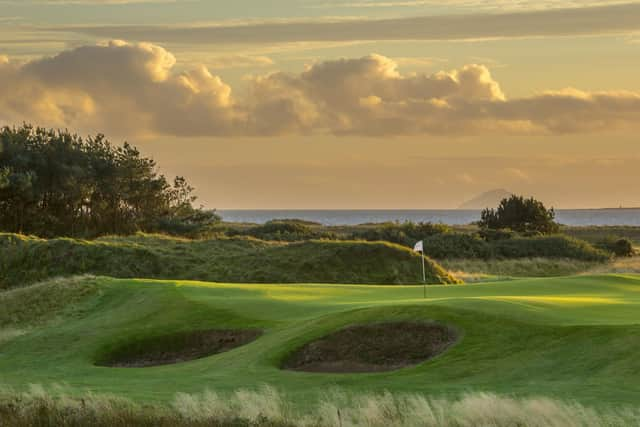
<box><xmin>1</xmin><ymin>385</ymin><xmax>638</xmax><ymax>427</ymax></box>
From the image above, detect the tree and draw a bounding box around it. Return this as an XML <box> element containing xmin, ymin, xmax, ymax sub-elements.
<box><xmin>479</xmin><ymin>195</ymin><xmax>559</xmax><ymax>235</ymax></box>
<box><xmin>0</xmin><ymin>124</ymin><xmax>217</xmax><ymax>237</ymax></box>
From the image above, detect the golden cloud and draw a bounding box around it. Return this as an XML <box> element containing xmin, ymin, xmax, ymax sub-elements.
<box><xmin>2</xmin><ymin>40</ymin><xmax>640</xmax><ymax>138</ymax></box>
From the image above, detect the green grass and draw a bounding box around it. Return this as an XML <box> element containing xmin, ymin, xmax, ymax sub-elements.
<box><xmin>0</xmin><ymin>233</ymin><xmax>456</xmax><ymax>289</ymax></box>
<box><xmin>2</xmin><ymin>274</ymin><xmax>640</xmax><ymax>410</ymax></box>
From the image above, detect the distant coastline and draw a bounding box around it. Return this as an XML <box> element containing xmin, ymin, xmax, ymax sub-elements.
<box><xmin>219</xmin><ymin>209</ymin><xmax>640</xmax><ymax>227</ymax></box>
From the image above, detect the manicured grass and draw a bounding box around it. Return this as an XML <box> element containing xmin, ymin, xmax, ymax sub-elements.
<box><xmin>2</xmin><ymin>274</ymin><xmax>640</xmax><ymax>410</ymax></box>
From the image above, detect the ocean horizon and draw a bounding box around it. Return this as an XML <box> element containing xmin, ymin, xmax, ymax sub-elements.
<box><xmin>219</xmin><ymin>209</ymin><xmax>640</xmax><ymax>227</ymax></box>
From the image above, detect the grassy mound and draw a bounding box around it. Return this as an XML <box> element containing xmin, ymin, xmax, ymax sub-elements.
<box><xmin>0</xmin><ymin>233</ymin><xmax>457</xmax><ymax>289</ymax></box>
<box><xmin>421</xmin><ymin>234</ymin><xmax>610</xmax><ymax>261</ymax></box>
<box><xmin>282</xmin><ymin>321</ymin><xmax>458</xmax><ymax>373</ymax></box>
<box><xmin>0</xmin><ymin>276</ymin><xmax>100</xmax><ymax>328</ymax></box>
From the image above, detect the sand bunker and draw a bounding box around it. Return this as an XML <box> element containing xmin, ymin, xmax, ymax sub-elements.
<box><xmin>283</xmin><ymin>321</ymin><xmax>457</xmax><ymax>373</ymax></box>
<box><xmin>99</xmin><ymin>329</ymin><xmax>262</xmax><ymax>368</ymax></box>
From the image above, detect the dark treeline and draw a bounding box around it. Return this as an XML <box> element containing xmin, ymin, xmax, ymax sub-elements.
<box><xmin>0</xmin><ymin>125</ymin><xmax>218</xmax><ymax>237</ymax></box>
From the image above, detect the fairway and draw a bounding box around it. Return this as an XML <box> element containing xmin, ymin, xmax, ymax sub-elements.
<box><xmin>2</xmin><ymin>274</ymin><xmax>640</xmax><ymax>410</ymax></box>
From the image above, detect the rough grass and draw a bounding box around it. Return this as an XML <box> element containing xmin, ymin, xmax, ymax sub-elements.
<box><xmin>562</xmin><ymin>225</ymin><xmax>640</xmax><ymax>245</ymax></box>
<box><xmin>443</xmin><ymin>255</ymin><xmax>640</xmax><ymax>279</ymax></box>
<box><xmin>0</xmin><ymin>233</ymin><xmax>457</xmax><ymax>290</ymax></box>
<box><xmin>441</xmin><ymin>258</ymin><xmax>600</xmax><ymax>278</ymax></box>
<box><xmin>587</xmin><ymin>256</ymin><xmax>640</xmax><ymax>274</ymax></box>
<box><xmin>1</xmin><ymin>385</ymin><xmax>639</xmax><ymax>427</ymax></box>
<box><xmin>0</xmin><ymin>276</ymin><xmax>100</xmax><ymax>327</ymax></box>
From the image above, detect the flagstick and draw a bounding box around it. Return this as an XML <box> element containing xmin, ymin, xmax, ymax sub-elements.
<box><xmin>422</xmin><ymin>252</ymin><xmax>426</xmax><ymax>298</ymax></box>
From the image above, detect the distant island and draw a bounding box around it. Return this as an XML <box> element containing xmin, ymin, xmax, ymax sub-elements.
<box><xmin>459</xmin><ymin>189</ymin><xmax>513</xmax><ymax>210</ymax></box>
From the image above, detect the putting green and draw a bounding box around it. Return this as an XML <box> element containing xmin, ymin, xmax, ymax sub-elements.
<box><xmin>2</xmin><ymin>274</ymin><xmax>640</xmax><ymax>408</ymax></box>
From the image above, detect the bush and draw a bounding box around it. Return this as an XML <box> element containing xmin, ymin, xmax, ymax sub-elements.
<box><xmin>480</xmin><ymin>195</ymin><xmax>559</xmax><ymax>234</ymax></box>
<box><xmin>596</xmin><ymin>237</ymin><xmax>635</xmax><ymax>257</ymax></box>
<box><xmin>491</xmin><ymin>236</ymin><xmax>610</xmax><ymax>262</ymax></box>
<box><xmin>613</xmin><ymin>239</ymin><xmax>635</xmax><ymax>257</ymax></box>
<box><xmin>353</xmin><ymin>222</ymin><xmax>451</xmax><ymax>247</ymax></box>
<box><xmin>418</xmin><ymin>232</ymin><xmax>609</xmax><ymax>262</ymax></box>
<box><xmin>478</xmin><ymin>229</ymin><xmax>516</xmax><ymax>242</ymax></box>
<box><xmin>156</xmin><ymin>210</ymin><xmax>222</xmax><ymax>238</ymax></box>
<box><xmin>239</xmin><ymin>220</ymin><xmax>336</xmax><ymax>242</ymax></box>
<box><xmin>422</xmin><ymin>233</ymin><xmax>491</xmax><ymax>259</ymax></box>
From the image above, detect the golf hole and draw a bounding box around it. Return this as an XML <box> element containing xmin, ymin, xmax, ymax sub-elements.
<box><xmin>282</xmin><ymin>321</ymin><xmax>458</xmax><ymax>373</ymax></box>
<box><xmin>97</xmin><ymin>329</ymin><xmax>263</xmax><ymax>368</ymax></box>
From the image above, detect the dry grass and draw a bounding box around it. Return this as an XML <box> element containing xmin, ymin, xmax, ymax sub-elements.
<box><xmin>587</xmin><ymin>255</ymin><xmax>640</xmax><ymax>274</ymax></box>
<box><xmin>444</xmin><ymin>255</ymin><xmax>640</xmax><ymax>281</ymax></box>
<box><xmin>441</xmin><ymin>258</ymin><xmax>599</xmax><ymax>279</ymax></box>
<box><xmin>1</xmin><ymin>384</ymin><xmax>638</xmax><ymax>427</ymax></box>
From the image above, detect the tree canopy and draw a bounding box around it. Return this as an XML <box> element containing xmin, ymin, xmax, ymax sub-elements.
<box><xmin>0</xmin><ymin>125</ymin><xmax>218</xmax><ymax>237</ymax></box>
<box><xmin>479</xmin><ymin>195</ymin><xmax>559</xmax><ymax>235</ymax></box>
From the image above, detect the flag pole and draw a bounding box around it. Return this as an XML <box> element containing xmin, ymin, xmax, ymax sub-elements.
<box><xmin>414</xmin><ymin>240</ymin><xmax>427</xmax><ymax>299</ymax></box>
<box><xmin>422</xmin><ymin>252</ymin><xmax>426</xmax><ymax>298</ymax></box>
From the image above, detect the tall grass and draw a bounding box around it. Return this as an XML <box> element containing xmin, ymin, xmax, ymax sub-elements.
<box><xmin>0</xmin><ymin>233</ymin><xmax>457</xmax><ymax>289</ymax></box>
<box><xmin>587</xmin><ymin>256</ymin><xmax>640</xmax><ymax>274</ymax></box>
<box><xmin>1</xmin><ymin>385</ymin><xmax>638</xmax><ymax>427</ymax></box>
<box><xmin>442</xmin><ymin>258</ymin><xmax>600</xmax><ymax>278</ymax></box>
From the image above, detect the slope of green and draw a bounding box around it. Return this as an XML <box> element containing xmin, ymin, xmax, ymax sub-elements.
<box><xmin>0</xmin><ymin>276</ymin><xmax>99</xmax><ymax>328</ymax></box>
<box><xmin>1</xmin><ymin>274</ymin><xmax>640</xmax><ymax>409</ymax></box>
<box><xmin>0</xmin><ymin>233</ymin><xmax>456</xmax><ymax>289</ymax></box>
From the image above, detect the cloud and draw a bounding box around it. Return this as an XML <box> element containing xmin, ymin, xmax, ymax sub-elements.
<box><xmin>54</xmin><ymin>3</ymin><xmax>640</xmax><ymax>44</ymax></box>
<box><xmin>246</xmin><ymin>55</ymin><xmax>506</xmax><ymax>135</ymax></box>
<box><xmin>310</xmin><ymin>0</ymin><xmax>632</xmax><ymax>12</ymax></box>
<box><xmin>504</xmin><ymin>168</ymin><xmax>531</xmax><ymax>182</ymax></box>
<box><xmin>2</xmin><ymin>40</ymin><xmax>640</xmax><ymax>138</ymax></box>
<box><xmin>205</xmin><ymin>54</ymin><xmax>274</xmax><ymax>69</ymax></box>
<box><xmin>0</xmin><ymin>0</ymin><xmax>181</xmax><ymax>4</ymax></box>
<box><xmin>0</xmin><ymin>40</ymin><xmax>238</xmax><ymax>137</ymax></box>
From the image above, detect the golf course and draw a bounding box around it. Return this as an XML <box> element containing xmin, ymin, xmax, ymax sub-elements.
<box><xmin>2</xmin><ymin>125</ymin><xmax>640</xmax><ymax>425</ymax></box>
<box><xmin>3</xmin><ymin>273</ymin><xmax>640</xmax><ymax>412</ymax></box>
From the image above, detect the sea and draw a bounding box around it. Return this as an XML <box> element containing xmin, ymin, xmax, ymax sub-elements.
<box><xmin>219</xmin><ymin>209</ymin><xmax>640</xmax><ymax>227</ymax></box>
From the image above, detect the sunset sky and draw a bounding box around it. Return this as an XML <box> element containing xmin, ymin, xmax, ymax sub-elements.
<box><xmin>2</xmin><ymin>1</ymin><xmax>640</xmax><ymax>209</ymax></box>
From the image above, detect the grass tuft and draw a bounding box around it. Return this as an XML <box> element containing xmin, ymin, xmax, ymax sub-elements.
<box><xmin>2</xmin><ymin>385</ymin><xmax>639</xmax><ymax>426</ymax></box>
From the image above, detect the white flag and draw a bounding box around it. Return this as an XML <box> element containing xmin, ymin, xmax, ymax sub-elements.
<box><xmin>413</xmin><ymin>240</ymin><xmax>424</xmax><ymax>253</ymax></box>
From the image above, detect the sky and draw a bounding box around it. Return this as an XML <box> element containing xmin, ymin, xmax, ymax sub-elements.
<box><xmin>1</xmin><ymin>0</ymin><xmax>640</xmax><ymax>209</ymax></box>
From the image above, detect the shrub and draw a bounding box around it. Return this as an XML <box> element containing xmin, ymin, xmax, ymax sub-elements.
<box><xmin>353</xmin><ymin>222</ymin><xmax>451</xmax><ymax>247</ymax></box>
<box><xmin>613</xmin><ymin>238</ymin><xmax>635</xmax><ymax>257</ymax></box>
<box><xmin>419</xmin><ymin>233</ymin><xmax>608</xmax><ymax>262</ymax></box>
<box><xmin>422</xmin><ymin>233</ymin><xmax>491</xmax><ymax>259</ymax></box>
<box><xmin>156</xmin><ymin>210</ymin><xmax>222</xmax><ymax>238</ymax></box>
<box><xmin>240</xmin><ymin>220</ymin><xmax>335</xmax><ymax>242</ymax></box>
<box><xmin>596</xmin><ymin>237</ymin><xmax>635</xmax><ymax>257</ymax></box>
<box><xmin>478</xmin><ymin>229</ymin><xmax>516</xmax><ymax>242</ymax></box>
<box><xmin>491</xmin><ymin>236</ymin><xmax>610</xmax><ymax>262</ymax></box>
<box><xmin>480</xmin><ymin>195</ymin><xmax>559</xmax><ymax>234</ymax></box>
